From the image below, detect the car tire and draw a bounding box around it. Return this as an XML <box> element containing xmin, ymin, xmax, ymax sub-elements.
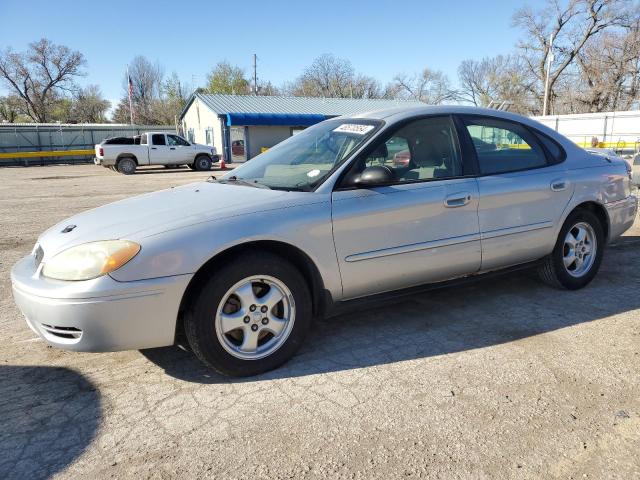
<box><xmin>116</xmin><ymin>157</ymin><xmax>137</xmax><ymax>175</ymax></box>
<box><xmin>193</xmin><ymin>155</ymin><xmax>212</xmax><ymax>171</ymax></box>
<box><xmin>184</xmin><ymin>252</ymin><xmax>312</xmax><ymax>377</ymax></box>
<box><xmin>538</xmin><ymin>209</ymin><xmax>605</xmax><ymax>290</ymax></box>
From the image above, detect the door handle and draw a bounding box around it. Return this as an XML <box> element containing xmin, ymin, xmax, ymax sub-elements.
<box><xmin>550</xmin><ymin>179</ymin><xmax>567</xmax><ymax>191</ymax></box>
<box><xmin>170</xmin><ymin>147</ymin><xmax>176</xmax><ymax>150</ymax></box>
<box><xmin>444</xmin><ymin>192</ymin><xmax>472</xmax><ymax>208</ymax></box>
<box><xmin>151</xmin><ymin>147</ymin><xmax>157</xmax><ymax>150</ymax></box>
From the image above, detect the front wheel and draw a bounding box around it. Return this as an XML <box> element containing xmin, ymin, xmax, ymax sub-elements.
<box><xmin>538</xmin><ymin>209</ymin><xmax>605</xmax><ymax>290</ymax></box>
<box><xmin>184</xmin><ymin>252</ymin><xmax>312</xmax><ymax>376</ymax></box>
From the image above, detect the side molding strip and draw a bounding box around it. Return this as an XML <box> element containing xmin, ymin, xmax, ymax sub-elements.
<box><xmin>345</xmin><ymin>233</ymin><xmax>480</xmax><ymax>263</ymax></box>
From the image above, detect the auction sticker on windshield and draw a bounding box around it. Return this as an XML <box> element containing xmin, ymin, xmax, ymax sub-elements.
<box><xmin>333</xmin><ymin>124</ymin><xmax>375</xmax><ymax>135</ymax></box>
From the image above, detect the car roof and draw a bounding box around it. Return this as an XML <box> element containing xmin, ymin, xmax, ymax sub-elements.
<box><xmin>352</xmin><ymin>105</ymin><xmax>527</xmax><ymax>122</ymax></box>
<box><xmin>348</xmin><ymin>105</ymin><xmax>581</xmax><ymax>154</ymax></box>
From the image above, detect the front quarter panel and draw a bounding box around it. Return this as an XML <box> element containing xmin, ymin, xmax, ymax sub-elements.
<box><xmin>110</xmin><ymin>193</ymin><xmax>343</xmax><ymax>300</ymax></box>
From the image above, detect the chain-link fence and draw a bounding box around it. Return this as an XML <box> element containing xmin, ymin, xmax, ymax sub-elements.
<box><xmin>0</xmin><ymin>124</ymin><xmax>175</xmax><ymax>166</ymax></box>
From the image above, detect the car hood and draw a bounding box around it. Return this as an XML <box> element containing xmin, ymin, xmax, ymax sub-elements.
<box><xmin>37</xmin><ymin>182</ymin><xmax>302</xmax><ymax>257</ymax></box>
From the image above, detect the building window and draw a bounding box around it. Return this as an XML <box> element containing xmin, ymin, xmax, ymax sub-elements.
<box><xmin>187</xmin><ymin>128</ymin><xmax>195</xmax><ymax>143</ymax></box>
<box><xmin>291</xmin><ymin>127</ymin><xmax>305</xmax><ymax>136</ymax></box>
<box><xmin>205</xmin><ymin>127</ymin><xmax>213</xmax><ymax>145</ymax></box>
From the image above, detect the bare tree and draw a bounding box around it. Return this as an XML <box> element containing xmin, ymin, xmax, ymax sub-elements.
<box><xmin>126</xmin><ymin>55</ymin><xmax>163</xmax><ymax>104</ymax></box>
<box><xmin>256</xmin><ymin>80</ymin><xmax>280</xmax><ymax>96</ymax></box>
<box><xmin>289</xmin><ymin>54</ymin><xmax>357</xmax><ymax>98</ymax></box>
<box><xmin>572</xmin><ymin>24</ymin><xmax>640</xmax><ymax>111</ymax></box>
<box><xmin>0</xmin><ymin>38</ymin><xmax>85</xmax><ymax>122</ymax></box>
<box><xmin>514</xmin><ymin>0</ymin><xmax>636</xmax><ymax>114</ymax></box>
<box><xmin>70</xmin><ymin>85</ymin><xmax>110</xmax><ymax>123</ymax></box>
<box><xmin>390</xmin><ymin>68</ymin><xmax>456</xmax><ymax>104</ymax></box>
<box><xmin>114</xmin><ymin>56</ymin><xmax>167</xmax><ymax>124</ymax></box>
<box><xmin>350</xmin><ymin>74</ymin><xmax>383</xmax><ymax>99</ymax></box>
<box><xmin>458</xmin><ymin>55</ymin><xmax>537</xmax><ymax>113</ymax></box>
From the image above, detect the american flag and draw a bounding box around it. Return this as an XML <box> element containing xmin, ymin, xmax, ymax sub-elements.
<box><xmin>128</xmin><ymin>75</ymin><xmax>133</xmax><ymax>101</ymax></box>
<box><xmin>127</xmin><ymin>69</ymin><xmax>134</xmax><ymax>124</ymax></box>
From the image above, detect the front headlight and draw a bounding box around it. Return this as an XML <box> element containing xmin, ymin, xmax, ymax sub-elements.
<box><xmin>42</xmin><ymin>240</ymin><xmax>141</xmax><ymax>281</ymax></box>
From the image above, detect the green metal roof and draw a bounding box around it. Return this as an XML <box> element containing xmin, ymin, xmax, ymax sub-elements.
<box><xmin>180</xmin><ymin>93</ymin><xmax>424</xmax><ymax>119</ymax></box>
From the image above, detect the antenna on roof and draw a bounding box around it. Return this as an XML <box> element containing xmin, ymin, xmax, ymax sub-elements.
<box><xmin>253</xmin><ymin>54</ymin><xmax>258</xmax><ymax>95</ymax></box>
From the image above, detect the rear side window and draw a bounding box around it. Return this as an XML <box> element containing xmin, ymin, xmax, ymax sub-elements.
<box><xmin>462</xmin><ymin>117</ymin><xmax>547</xmax><ymax>175</ymax></box>
<box><xmin>532</xmin><ymin>130</ymin><xmax>566</xmax><ymax>164</ymax></box>
<box><xmin>152</xmin><ymin>134</ymin><xmax>166</xmax><ymax>146</ymax></box>
<box><xmin>140</xmin><ymin>134</ymin><xmax>147</xmax><ymax>145</ymax></box>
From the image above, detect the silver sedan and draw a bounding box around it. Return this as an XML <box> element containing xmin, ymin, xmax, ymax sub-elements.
<box><xmin>11</xmin><ymin>106</ymin><xmax>638</xmax><ymax>376</ymax></box>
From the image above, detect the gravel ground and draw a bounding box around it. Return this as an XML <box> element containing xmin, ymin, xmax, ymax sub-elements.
<box><xmin>1</xmin><ymin>164</ymin><xmax>639</xmax><ymax>480</ymax></box>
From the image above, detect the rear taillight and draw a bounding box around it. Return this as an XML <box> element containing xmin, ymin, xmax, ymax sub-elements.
<box><xmin>99</xmin><ymin>147</ymin><xmax>104</xmax><ymax>156</ymax></box>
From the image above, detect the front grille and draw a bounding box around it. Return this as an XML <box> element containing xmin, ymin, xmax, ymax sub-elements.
<box><xmin>34</xmin><ymin>245</ymin><xmax>44</xmax><ymax>268</ymax></box>
<box><xmin>41</xmin><ymin>324</ymin><xmax>82</xmax><ymax>341</ymax></box>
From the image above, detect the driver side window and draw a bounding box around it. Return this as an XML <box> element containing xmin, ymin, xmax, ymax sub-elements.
<box><xmin>365</xmin><ymin>136</ymin><xmax>409</xmax><ymax>168</ymax></box>
<box><xmin>363</xmin><ymin>116</ymin><xmax>463</xmax><ymax>182</ymax></box>
<box><xmin>167</xmin><ymin>134</ymin><xmax>190</xmax><ymax>146</ymax></box>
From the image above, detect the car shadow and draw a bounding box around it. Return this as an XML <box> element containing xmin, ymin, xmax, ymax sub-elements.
<box><xmin>140</xmin><ymin>236</ymin><xmax>640</xmax><ymax>384</ymax></box>
<box><xmin>0</xmin><ymin>366</ymin><xmax>101</xmax><ymax>479</ymax></box>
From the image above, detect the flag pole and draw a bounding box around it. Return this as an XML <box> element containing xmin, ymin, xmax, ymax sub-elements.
<box><xmin>127</xmin><ymin>65</ymin><xmax>134</xmax><ymax>125</ymax></box>
<box><xmin>542</xmin><ymin>33</ymin><xmax>554</xmax><ymax>116</ymax></box>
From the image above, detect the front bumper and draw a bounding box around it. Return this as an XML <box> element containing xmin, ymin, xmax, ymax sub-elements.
<box><xmin>11</xmin><ymin>255</ymin><xmax>192</xmax><ymax>352</ymax></box>
<box><xmin>605</xmin><ymin>194</ymin><xmax>638</xmax><ymax>241</ymax></box>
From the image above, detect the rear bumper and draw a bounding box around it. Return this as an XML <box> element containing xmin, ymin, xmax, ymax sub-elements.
<box><xmin>94</xmin><ymin>157</ymin><xmax>115</xmax><ymax>166</ymax></box>
<box><xmin>605</xmin><ymin>194</ymin><xmax>637</xmax><ymax>241</ymax></box>
<box><xmin>11</xmin><ymin>255</ymin><xmax>192</xmax><ymax>352</ymax></box>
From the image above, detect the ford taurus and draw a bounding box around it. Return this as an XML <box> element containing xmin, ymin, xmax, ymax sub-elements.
<box><xmin>11</xmin><ymin>106</ymin><xmax>637</xmax><ymax>376</ymax></box>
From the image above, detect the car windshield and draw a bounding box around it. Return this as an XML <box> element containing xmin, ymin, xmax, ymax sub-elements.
<box><xmin>220</xmin><ymin>119</ymin><xmax>381</xmax><ymax>191</ymax></box>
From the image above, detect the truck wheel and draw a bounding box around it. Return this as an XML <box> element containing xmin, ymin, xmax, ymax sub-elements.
<box><xmin>537</xmin><ymin>209</ymin><xmax>604</xmax><ymax>290</ymax></box>
<box><xmin>194</xmin><ymin>155</ymin><xmax>212</xmax><ymax>171</ymax></box>
<box><xmin>117</xmin><ymin>157</ymin><xmax>137</xmax><ymax>175</ymax></box>
<box><xmin>184</xmin><ymin>252</ymin><xmax>312</xmax><ymax>377</ymax></box>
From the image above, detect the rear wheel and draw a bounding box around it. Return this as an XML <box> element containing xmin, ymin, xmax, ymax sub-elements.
<box><xmin>184</xmin><ymin>252</ymin><xmax>312</xmax><ymax>376</ymax></box>
<box><xmin>538</xmin><ymin>209</ymin><xmax>604</xmax><ymax>289</ymax></box>
<box><xmin>193</xmin><ymin>155</ymin><xmax>212</xmax><ymax>171</ymax></box>
<box><xmin>116</xmin><ymin>157</ymin><xmax>136</xmax><ymax>175</ymax></box>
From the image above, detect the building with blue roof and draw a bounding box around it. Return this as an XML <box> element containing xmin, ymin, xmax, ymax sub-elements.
<box><xmin>179</xmin><ymin>93</ymin><xmax>423</xmax><ymax>162</ymax></box>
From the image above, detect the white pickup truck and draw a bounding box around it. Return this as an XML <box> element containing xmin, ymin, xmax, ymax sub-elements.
<box><xmin>94</xmin><ymin>132</ymin><xmax>219</xmax><ymax>174</ymax></box>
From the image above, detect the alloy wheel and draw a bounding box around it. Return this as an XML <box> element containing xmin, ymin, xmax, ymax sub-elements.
<box><xmin>562</xmin><ymin>222</ymin><xmax>597</xmax><ymax>278</ymax></box>
<box><xmin>214</xmin><ymin>275</ymin><xmax>295</xmax><ymax>360</ymax></box>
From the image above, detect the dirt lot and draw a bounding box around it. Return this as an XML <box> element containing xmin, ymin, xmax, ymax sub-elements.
<box><xmin>0</xmin><ymin>164</ymin><xmax>639</xmax><ymax>479</ymax></box>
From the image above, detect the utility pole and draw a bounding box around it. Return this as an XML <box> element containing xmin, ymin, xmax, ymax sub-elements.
<box><xmin>253</xmin><ymin>54</ymin><xmax>258</xmax><ymax>95</ymax></box>
<box><xmin>542</xmin><ymin>33</ymin><xmax>554</xmax><ymax>116</ymax></box>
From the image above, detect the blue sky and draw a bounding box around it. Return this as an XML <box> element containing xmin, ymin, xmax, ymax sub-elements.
<box><xmin>0</xmin><ymin>0</ymin><xmax>538</xmax><ymax>105</ymax></box>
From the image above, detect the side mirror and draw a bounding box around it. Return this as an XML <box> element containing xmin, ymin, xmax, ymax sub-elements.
<box><xmin>353</xmin><ymin>165</ymin><xmax>395</xmax><ymax>187</ymax></box>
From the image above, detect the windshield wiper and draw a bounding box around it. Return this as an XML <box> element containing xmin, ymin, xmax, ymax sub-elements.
<box><xmin>217</xmin><ymin>176</ymin><xmax>271</xmax><ymax>189</ymax></box>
